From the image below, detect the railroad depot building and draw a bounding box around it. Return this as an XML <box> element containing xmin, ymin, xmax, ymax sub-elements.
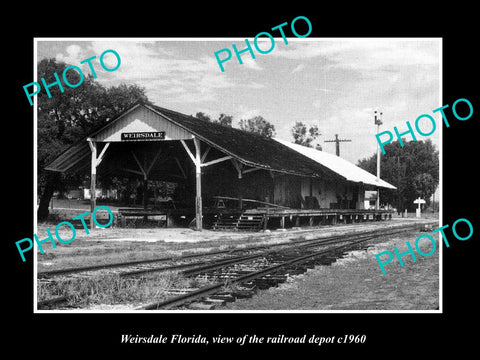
<box><xmin>45</xmin><ymin>102</ymin><xmax>396</xmax><ymax>231</ymax></box>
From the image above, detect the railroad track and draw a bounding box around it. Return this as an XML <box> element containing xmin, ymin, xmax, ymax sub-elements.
<box><xmin>37</xmin><ymin>221</ymin><xmax>436</xmax><ymax>310</ymax></box>
<box><xmin>137</xmin><ymin>225</ymin><xmax>424</xmax><ymax>310</ymax></box>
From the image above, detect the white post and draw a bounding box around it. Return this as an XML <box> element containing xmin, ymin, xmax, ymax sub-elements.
<box><xmin>193</xmin><ymin>137</ymin><xmax>202</xmax><ymax>231</ymax></box>
<box><xmin>375</xmin><ymin>111</ymin><xmax>383</xmax><ymax>210</ymax></box>
<box><xmin>413</xmin><ymin>197</ymin><xmax>425</xmax><ymax>218</ymax></box>
<box><xmin>88</xmin><ymin>139</ymin><xmax>97</xmax><ymax>230</ymax></box>
<box><xmin>415</xmin><ymin>197</ymin><xmax>422</xmax><ymax>218</ymax></box>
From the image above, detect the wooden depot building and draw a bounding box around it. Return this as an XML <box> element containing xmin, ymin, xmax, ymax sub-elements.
<box><xmin>45</xmin><ymin>102</ymin><xmax>396</xmax><ymax>231</ymax></box>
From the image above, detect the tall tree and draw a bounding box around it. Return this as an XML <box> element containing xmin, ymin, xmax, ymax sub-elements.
<box><xmin>217</xmin><ymin>113</ymin><xmax>233</xmax><ymax>127</ymax></box>
<box><xmin>291</xmin><ymin>121</ymin><xmax>320</xmax><ymax>147</ymax></box>
<box><xmin>194</xmin><ymin>112</ymin><xmax>233</xmax><ymax>127</ymax></box>
<box><xmin>238</xmin><ymin>115</ymin><xmax>276</xmax><ymax>138</ymax></box>
<box><xmin>194</xmin><ymin>112</ymin><xmax>212</xmax><ymax>122</ymax></box>
<box><xmin>357</xmin><ymin>139</ymin><xmax>439</xmax><ymax>212</ymax></box>
<box><xmin>413</xmin><ymin>173</ymin><xmax>436</xmax><ymax>199</ymax></box>
<box><xmin>195</xmin><ymin>112</ymin><xmax>275</xmax><ymax>136</ymax></box>
<box><xmin>37</xmin><ymin>58</ymin><xmax>150</xmax><ymax>220</ymax></box>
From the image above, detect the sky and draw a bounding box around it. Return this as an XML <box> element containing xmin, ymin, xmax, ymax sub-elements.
<box><xmin>36</xmin><ymin>38</ymin><xmax>441</xmax><ymax>164</ymax></box>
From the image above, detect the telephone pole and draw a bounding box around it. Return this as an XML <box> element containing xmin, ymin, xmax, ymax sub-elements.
<box><xmin>375</xmin><ymin>111</ymin><xmax>383</xmax><ymax>210</ymax></box>
<box><xmin>324</xmin><ymin>134</ymin><xmax>352</xmax><ymax>157</ymax></box>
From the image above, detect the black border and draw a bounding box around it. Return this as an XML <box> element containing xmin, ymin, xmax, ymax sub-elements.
<box><xmin>7</xmin><ymin>7</ymin><xmax>479</xmax><ymax>355</ymax></box>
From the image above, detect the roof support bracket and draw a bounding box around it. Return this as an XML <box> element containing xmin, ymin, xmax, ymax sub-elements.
<box><xmin>180</xmin><ymin>139</ymin><xmax>196</xmax><ymax>164</ymax></box>
<box><xmin>201</xmin><ymin>155</ymin><xmax>232</xmax><ymax>168</ymax></box>
<box><xmin>174</xmin><ymin>157</ymin><xmax>187</xmax><ymax>179</ymax></box>
<box><xmin>201</xmin><ymin>146</ymin><xmax>211</xmax><ymax>162</ymax></box>
<box><xmin>131</xmin><ymin>148</ymin><xmax>162</xmax><ymax>180</ymax></box>
<box><xmin>242</xmin><ymin>166</ymin><xmax>261</xmax><ymax>175</ymax></box>
<box><xmin>96</xmin><ymin>142</ymin><xmax>110</xmax><ymax>167</ymax></box>
<box><xmin>231</xmin><ymin>159</ymin><xmax>244</xmax><ymax>179</ymax></box>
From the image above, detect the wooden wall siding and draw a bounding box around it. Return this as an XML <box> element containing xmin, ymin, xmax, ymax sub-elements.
<box><xmin>300</xmin><ymin>178</ymin><xmax>364</xmax><ymax>209</ymax></box>
<box><xmin>202</xmin><ymin>165</ymin><xmax>274</xmax><ymax>206</ymax></box>
<box><xmin>356</xmin><ymin>184</ymin><xmax>366</xmax><ymax>209</ymax></box>
<box><xmin>93</xmin><ymin>106</ymin><xmax>194</xmax><ymax>142</ymax></box>
<box><xmin>274</xmin><ymin>174</ymin><xmax>302</xmax><ymax>208</ymax></box>
<box><xmin>301</xmin><ymin>177</ymin><xmax>333</xmax><ymax>208</ymax></box>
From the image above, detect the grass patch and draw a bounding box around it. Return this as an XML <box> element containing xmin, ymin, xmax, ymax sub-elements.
<box><xmin>38</xmin><ymin>271</ymin><xmax>207</xmax><ymax>307</ymax></box>
<box><xmin>221</xmin><ymin>278</ymin><xmax>243</xmax><ymax>292</ymax></box>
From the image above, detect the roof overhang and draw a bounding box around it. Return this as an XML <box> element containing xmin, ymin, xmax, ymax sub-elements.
<box><xmin>45</xmin><ymin>103</ymin><xmax>344</xmax><ymax>181</ymax></box>
<box><xmin>273</xmin><ymin>138</ymin><xmax>397</xmax><ymax>190</ymax></box>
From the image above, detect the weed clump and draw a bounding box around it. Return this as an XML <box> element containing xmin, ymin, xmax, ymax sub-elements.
<box><xmin>37</xmin><ymin>271</ymin><xmax>199</xmax><ymax>307</ymax></box>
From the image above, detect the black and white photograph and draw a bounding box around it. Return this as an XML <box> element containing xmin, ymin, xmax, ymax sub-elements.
<box><xmin>32</xmin><ymin>37</ymin><xmax>442</xmax><ymax>313</ymax></box>
<box><xmin>6</xmin><ymin>8</ymin><xmax>478</xmax><ymax>355</ymax></box>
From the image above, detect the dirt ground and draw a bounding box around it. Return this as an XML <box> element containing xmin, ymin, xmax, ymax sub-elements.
<box><xmin>35</xmin><ymin>213</ymin><xmax>439</xmax><ymax>311</ymax></box>
<box><xmin>223</xmin><ymin>229</ymin><xmax>439</xmax><ymax>311</ymax></box>
<box><xmin>35</xmin><ymin>218</ymin><xmax>435</xmax><ymax>270</ymax></box>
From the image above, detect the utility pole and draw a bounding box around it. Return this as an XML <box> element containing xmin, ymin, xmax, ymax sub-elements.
<box><xmin>375</xmin><ymin>111</ymin><xmax>383</xmax><ymax>210</ymax></box>
<box><xmin>324</xmin><ymin>134</ymin><xmax>352</xmax><ymax>157</ymax></box>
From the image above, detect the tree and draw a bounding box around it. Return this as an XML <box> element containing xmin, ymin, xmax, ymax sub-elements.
<box><xmin>413</xmin><ymin>173</ymin><xmax>436</xmax><ymax>199</ymax></box>
<box><xmin>194</xmin><ymin>112</ymin><xmax>212</xmax><ymax>122</ymax></box>
<box><xmin>357</xmin><ymin>139</ymin><xmax>439</xmax><ymax>212</ymax></box>
<box><xmin>291</xmin><ymin>121</ymin><xmax>320</xmax><ymax>147</ymax></box>
<box><xmin>195</xmin><ymin>112</ymin><xmax>275</xmax><ymax>137</ymax></box>
<box><xmin>37</xmin><ymin>58</ymin><xmax>150</xmax><ymax>220</ymax></box>
<box><xmin>194</xmin><ymin>112</ymin><xmax>233</xmax><ymax>127</ymax></box>
<box><xmin>238</xmin><ymin>115</ymin><xmax>276</xmax><ymax>137</ymax></box>
<box><xmin>217</xmin><ymin>113</ymin><xmax>233</xmax><ymax>127</ymax></box>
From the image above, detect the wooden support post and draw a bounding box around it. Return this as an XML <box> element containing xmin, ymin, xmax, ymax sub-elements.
<box><xmin>131</xmin><ymin>147</ymin><xmax>162</xmax><ymax>222</ymax></box>
<box><xmin>280</xmin><ymin>216</ymin><xmax>285</xmax><ymax>229</ymax></box>
<box><xmin>295</xmin><ymin>216</ymin><xmax>300</xmax><ymax>227</ymax></box>
<box><xmin>193</xmin><ymin>138</ymin><xmax>202</xmax><ymax>231</ymax></box>
<box><xmin>309</xmin><ymin>216</ymin><xmax>313</xmax><ymax>226</ymax></box>
<box><xmin>88</xmin><ymin>139</ymin><xmax>97</xmax><ymax>230</ymax></box>
<box><xmin>142</xmin><ymin>177</ymin><xmax>148</xmax><ymax>222</ymax></box>
<box><xmin>181</xmin><ymin>138</ymin><xmax>204</xmax><ymax>231</ymax></box>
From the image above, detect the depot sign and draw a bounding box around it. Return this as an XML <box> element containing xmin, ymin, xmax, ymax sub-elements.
<box><xmin>121</xmin><ymin>131</ymin><xmax>166</xmax><ymax>141</ymax></box>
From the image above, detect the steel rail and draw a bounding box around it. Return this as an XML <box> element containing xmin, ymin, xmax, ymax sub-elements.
<box><xmin>38</xmin><ymin>221</ymin><xmax>431</xmax><ymax>279</ymax></box>
<box><xmin>94</xmin><ymin>222</ymin><xmax>426</xmax><ymax>278</ymax></box>
<box><xmin>37</xmin><ymin>221</ymin><xmax>436</xmax><ymax>310</ymax></box>
<box><xmin>137</xmin><ymin>224</ymin><xmax>428</xmax><ymax>310</ymax></box>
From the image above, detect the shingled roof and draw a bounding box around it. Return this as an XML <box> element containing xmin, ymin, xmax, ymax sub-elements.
<box><xmin>145</xmin><ymin>104</ymin><xmax>341</xmax><ymax>179</ymax></box>
<box><xmin>44</xmin><ymin>102</ymin><xmax>394</xmax><ymax>189</ymax></box>
<box><xmin>45</xmin><ymin>103</ymin><xmax>342</xmax><ymax>179</ymax></box>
